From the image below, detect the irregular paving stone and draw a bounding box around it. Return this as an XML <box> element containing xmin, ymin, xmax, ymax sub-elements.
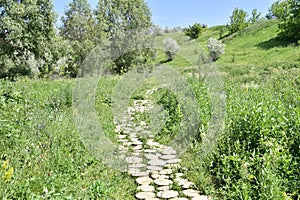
<box><xmin>132</xmin><ymin>141</ymin><xmax>143</xmax><ymax>145</ymax></box>
<box><xmin>136</xmin><ymin>177</ymin><xmax>153</xmax><ymax>185</ymax></box>
<box><xmin>148</xmin><ymin>159</ymin><xmax>166</xmax><ymax>166</ymax></box>
<box><xmin>129</xmin><ymin>163</ymin><xmax>146</xmax><ymax>168</ymax></box>
<box><xmin>137</xmin><ymin>185</ymin><xmax>155</xmax><ymax>192</ymax></box>
<box><xmin>161</xmin><ymin>147</ymin><xmax>176</xmax><ymax>155</ymax></box>
<box><xmin>131</xmin><ymin>171</ymin><xmax>149</xmax><ymax>177</ymax></box>
<box><xmin>135</xmin><ymin>192</ymin><xmax>156</xmax><ymax>199</ymax></box>
<box><xmin>134</xmin><ymin>145</ymin><xmax>143</xmax><ymax>150</ymax></box>
<box><xmin>159</xmin><ymin>169</ymin><xmax>173</xmax><ymax>175</ymax></box>
<box><xmin>175</xmin><ymin>177</ymin><xmax>188</xmax><ymax>186</ymax></box>
<box><xmin>147</xmin><ymin>141</ymin><xmax>161</xmax><ymax>147</ymax></box>
<box><xmin>183</xmin><ymin>181</ymin><xmax>195</xmax><ymax>189</ymax></box>
<box><xmin>166</xmin><ymin>159</ymin><xmax>181</xmax><ymax>164</ymax></box>
<box><xmin>147</xmin><ymin>165</ymin><xmax>163</xmax><ymax>171</ymax></box>
<box><xmin>192</xmin><ymin>196</ymin><xmax>212</xmax><ymax>200</ymax></box>
<box><xmin>154</xmin><ymin>178</ymin><xmax>173</xmax><ymax>186</ymax></box>
<box><xmin>157</xmin><ymin>190</ymin><xmax>179</xmax><ymax>199</ymax></box>
<box><xmin>117</xmin><ymin>134</ymin><xmax>127</xmax><ymax>139</ymax></box>
<box><xmin>182</xmin><ymin>189</ymin><xmax>200</xmax><ymax>197</ymax></box>
<box><xmin>160</xmin><ymin>154</ymin><xmax>177</xmax><ymax>160</ymax></box>
<box><xmin>145</xmin><ymin>154</ymin><xmax>159</xmax><ymax>160</ymax></box>
<box><xmin>144</xmin><ymin>149</ymin><xmax>157</xmax><ymax>153</ymax></box>
<box><xmin>175</xmin><ymin>173</ymin><xmax>184</xmax><ymax>177</ymax></box>
<box><xmin>157</xmin><ymin>186</ymin><xmax>170</xmax><ymax>191</ymax></box>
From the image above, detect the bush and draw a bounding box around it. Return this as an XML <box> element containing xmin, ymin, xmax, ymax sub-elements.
<box><xmin>206</xmin><ymin>38</ymin><xmax>225</xmax><ymax>61</ymax></box>
<box><xmin>228</xmin><ymin>7</ymin><xmax>248</xmax><ymax>34</ymax></box>
<box><xmin>163</xmin><ymin>37</ymin><xmax>180</xmax><ymax>61</ymax></box>
<box><xmin>184</xmin><ymin>23</ymin><xmax>205</xmax><ymax>39</ymax></box>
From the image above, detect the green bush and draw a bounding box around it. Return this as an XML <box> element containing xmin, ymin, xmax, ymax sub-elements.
<box><xmin>184</xmin><ymin>23</ymin><xmax>205</xmax><ymax>39</ymax></box>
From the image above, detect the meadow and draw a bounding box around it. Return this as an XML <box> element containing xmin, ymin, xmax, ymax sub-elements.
<box><xmin>1</xmin><ymin>19</ymin><xmax>299</xmax><ymax>199</ymax></box>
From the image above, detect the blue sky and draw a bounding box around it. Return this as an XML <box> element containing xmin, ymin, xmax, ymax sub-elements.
<box><xmin>54</xmin><ymin>0</ymin><xmax>276</xmax><ymax>28</ymax></box>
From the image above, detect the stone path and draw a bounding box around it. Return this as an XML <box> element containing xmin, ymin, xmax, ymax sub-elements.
<box><xmin>114</xmin><ymin>97</ymin><xmax>211</xmax><ymax>200</ymax></box>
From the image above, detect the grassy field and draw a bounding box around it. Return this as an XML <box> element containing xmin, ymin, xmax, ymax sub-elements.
<box><xmin>1</xmin><ymin>19</ymin><xmax>299</xmax><ymax>199</ymax></box>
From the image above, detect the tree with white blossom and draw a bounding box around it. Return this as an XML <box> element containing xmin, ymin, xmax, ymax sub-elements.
<box><xmin>206</xmin><ymin>38</ymin><xmax>226</xmax><ymax>61</ymax></box>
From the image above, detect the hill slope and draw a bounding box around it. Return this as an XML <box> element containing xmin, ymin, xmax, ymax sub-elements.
<box><xmin>157</xmin><ymin>19</ymin><xmax>300</xmax><ymax>82</ymax></box>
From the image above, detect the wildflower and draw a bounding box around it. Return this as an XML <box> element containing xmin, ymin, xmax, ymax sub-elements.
<box><xmin>2</xmin><ymin>167</ymin><xmax>14</xmax><ymax>182</ymax></box>
<box><xmin>2</xmin><ymin>160</ymin><xmax>9</xmax><ymax>170</ymax></box>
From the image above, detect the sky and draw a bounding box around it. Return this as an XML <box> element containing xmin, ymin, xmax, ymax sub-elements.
<box><xmin>53</xmin><ymin>0</ymin><xmax>276</xmax><ymax>28</ymax></box>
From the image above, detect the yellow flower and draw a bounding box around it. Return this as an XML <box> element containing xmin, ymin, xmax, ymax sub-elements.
<box><xmin>2</xmin><ymin>167</ymin><xmax>14</xmax><ymax>182</ymax></box>
<box><xmin>1</xmin><ymin>160</ymin><xmax>9</xmax><ymax>170</ymax></box>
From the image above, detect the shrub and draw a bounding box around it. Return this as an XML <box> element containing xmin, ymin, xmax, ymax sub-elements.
<box><xmin>184</xmin><ymin>23</ymin><xmax>204</xmax><ymax>39</ymax></box>
<box><xmin>163</xmin><ymin>37</ymin><xmax>180</xmax><ymax>61</ymax></box>
<box><xmin>228</xmin><ymin>7</ymin><xmax>248</xmax><ymax>34</ymax></box>
<box><xmin>206</xmin><ymin>38</ymin><xmax>225</xmax><ymax>61</ymax></box>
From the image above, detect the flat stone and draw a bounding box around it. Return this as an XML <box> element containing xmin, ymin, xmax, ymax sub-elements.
<box><xmin>183</xmin><ymin>189</ymin><xmax>200</xmax><ymax>197</ymax></box>
<box><xmin>166</xmin><ymin>159</ymin><xmax>181</xmax><ymax>164</ymax></box>
<box><xmin>161</xmin><ymin>147</ymin><xmax>176</xmax><ymax>155</ymax></box>
<box><xmin>192</xmin><ymin>196</ymin><xmax>211</xmax><ymax>200</ymax></box>
<box><xmin>129</xmin><ymin>163</ymin><xmax>146</xmax><ymax>168</ymax></box>
<box><xmin>175</xmin><ymin>173</ymin><xmax>184</xmax><ymax>177</ymax></box>
<box><xmin>117</xmin><ymin>134</ymin><xmax>127</xmax><ymax>139</ymax></box>
<box><xmin>144</xmin><ymin>149</ymin><xmax>157</xmax><ymax>153</ymax></box>
<box><xmin>147</xmin><ymin>165</ymin><xmax>163</xmax><ymax>171</ymax></box>
<box><xmin>117</xmin><ymin>139</ymin><xmax>128</xmax><ymax>143</ymax></box>
<box><xmin>147</xmin><ymin>141</ymin><xmax>161</xmax><ymax>147</ymax></box>
<box><xmin>160</xmin><ymin>154</ymin><xmax>177</xmax><ymax>160</ymax></box>
<box><xmin>175</xmin><ymin>177</ymin><xmax>188</xmax><ymax>186</ymax></box>
<box><xmin>136</xmin><ymin>177</ymin><xmax>153</xmax><ymax>185</ymax></box>
<box><xmin>132</xmin><ymin>141</ymin><xmax>143</xmax><ymax>145</ymax></box>
<box><xmin>154</xmin><ymin>178</ymin><xmax>173</xmax><ymax>186</ymax></box>
<box><xmin>126</xmin><ymin>157</ymin><xmax>142</xmax><ymax>164</ymax></box>
<box><xmin>160</xmin><ymin>169</ymin><xmax>173</xmax><ymax>175</ymax></box>
<box><xmin>131</xmin><ymin>171</ymin><xmax>149</xmax><ymax>177</ymax></box>
<box><xmin>134</xmin><ymin>145</ymin><xmax>143</xmax><ymax>150</ymax></box>
<box><xmin>170</xmin><ymin>198</ymin><xmax>189</xmax><ymax>200</ymax></box>
<box><xmin>183</xmin><ymin>181</ymin><xmax>195</xmax><ymax>189</ymax></box>
<box><xmin>157</xmin><ymin>190</ymin><xmax>179</xmax><ymax>199</ymax></box>
<box><xmin>137</xmin><ymin>185</ymin><xmax>155</xmax><ymax>192</ymax></box>
<box><xmin>135</xmin><ymin>192</ymin><xmax>156</xmax><ymax>199</ymax></box>
<box><xmin>148</xmin><ymin>159</ymin><xmax>166</xmax><ymax>166</ymax></box>
<box><xmin>157</xmin><ymin>186</ymin><xmax>170</xmax><ymax>191</ymax></box>
<box><xmin>145</xmin><ymin>154</ymin><xmax>159</xmax><ymax>160</ymax></box>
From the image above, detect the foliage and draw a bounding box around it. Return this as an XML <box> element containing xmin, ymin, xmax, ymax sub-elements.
<box><xmin>95</xmin><ymin>0</ymin><xmax>153</xmax><ymax>75</ymax></box>
<box><xmin>250</xmin><ymin>9</ymin><xmax>262</xmax><ymax>23</ymax></box>
<box><xmin>278</xmin><ymin>0</ymin><xmax>300</xmax><ymax>43</ymax></box>
<box><xmin>228</xmin><ymin>7</ymin><xmax>249</xmax><ymax>34</ymax></box>
<box><xmin>184</xmin><ymin>23</ymin><xmax>205</xmax><ymax>39</ymax></box>
<box><xmin>0</xmin><ymin>0</ymin><xmax>57</xmax><ymax>79</ymax></box>
<box><xmin>0</xmin><ymin>78</ymin><xmax>136</xmax><ymax>199</ymax></box>
<box><xmin>60</xmin><ymin>0</ymin><xmax>96</xmax><ymax>77</ymax></box>
<box><xmin>269</xmin><ymin>0</ymin><xmax>291</xmax><ymax>19</ymax></box>
<box><xmin>163</xmin><ymin>37</ymin><xmax>180</xmax><ymax>61</ymax></box>
<box><xmin>206</xmin><ymin>38</ymin><xmax>225</xmax><ymax>61</ymax></box>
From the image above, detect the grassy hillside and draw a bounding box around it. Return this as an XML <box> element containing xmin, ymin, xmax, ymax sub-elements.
<box><xmin>158</xmin><ymin>19</ymin><xmax>300</xmax><ymax>82</ymax></box>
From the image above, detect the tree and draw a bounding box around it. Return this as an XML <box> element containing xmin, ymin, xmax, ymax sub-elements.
<box><xmin>60</xmin><ymin>0</ymin><xmax>96</xmax><ymax>76</ymax></box>
<box><xmin>184</xmin><ymin>23</ymin><xmax>205</xmax><ymax>39</ymax></box>
<box><xmin>0</xmin><ymin>0</ymin><xmax>57</xmax><ymax>78</ymax></box>
<box><xmin>207</xmin><ymin>38</ymin><xmax>225</xmax><ymax>61</ymax></box>
<box><xmin>278</xmin><ymin>0</ymin><xmax>300</xmax><ymax>42</ymax></box>
<box><xmin>269</xmin><ymin>0</ymin><xmax>291</xmax><ymax>19</ymax></box>
<box><xmin>250</xmin><ymin>9</ymin><xmax>262</xmax><ymax>23</ymax></box>
<box><xmin>95</xmin><ymin>0</ymin><xmax>153</xmax><ymax>74</ymax></box>
<box><xmin>163</xmin><ymin>37</ymin><xmax>180</xmax><ymax>61</ymax></box>
<box><xmin>228</xmin><ymin>7</ymin><xmax>248</xmax><ymax>34</ymax></box>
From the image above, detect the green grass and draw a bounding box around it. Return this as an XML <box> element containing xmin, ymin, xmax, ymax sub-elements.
<box><xmin>1</xmin><ymin>19</ymin><xmax>299</xmax><ymax>199</ymax></box>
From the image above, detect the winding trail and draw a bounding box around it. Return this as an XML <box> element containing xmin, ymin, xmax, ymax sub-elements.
<box><xmin>114</xmin><ymin>95</ymin><xmax>211</xmax><ymax>200</ymax></box>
